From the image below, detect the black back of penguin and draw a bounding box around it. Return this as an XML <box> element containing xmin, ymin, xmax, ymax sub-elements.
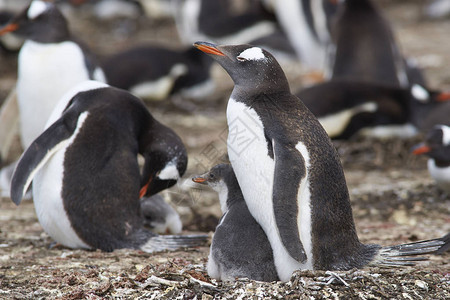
<box><xmin>330</xmin><ymin>0</ymin><xmax>408</xmax><ymax>87</ymax></box>
<box><xmin>11</xmin><ymin>84</ymin><xmax>190</xmax><ymax>252</ymax></box>
<box><xmin>62</xmin><ymin>88</ymin><xmax>151</xmax><ymax>250</ymax></box>
<box><xmin>193</xmin><ymin>164</ymin><xmax>279</xmax><ymax>282</ymax></box>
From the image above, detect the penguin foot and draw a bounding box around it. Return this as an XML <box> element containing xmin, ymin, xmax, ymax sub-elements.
<box><xmin>371</xmin><ymin>238</ymin><xmax>445</xmax><ymax>267</ymax></box>
<box><xmin>139</xmin><ymin>234</ymin><xmax>209</xmax><ymax>253</ymax></box>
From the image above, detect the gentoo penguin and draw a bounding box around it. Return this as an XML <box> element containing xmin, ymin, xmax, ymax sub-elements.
<box><xmin>296</xmin><ymin>80</ymin><xmax>450</xmax><ymax>139</ymax></box>
<box><xmin>0</xmin><ymin>0</ymin><xmax>106</xmax><ymax>149</ymax></box>
<box><xmin>9</xmin><ymin>80</ymin><xmax>205</xmax><ymax>252</ymax></box>
<box><xmin>329</xmin><ymin>0</ymin><xmax>411</xmax><ymax>87</ymax></box>
<box><xmin>272</xmin><ymin>0</ymin><xmax>339</xmax><ymax>70</ymax></box>
<box><xmin>192</xmin><ymin>164</ymin><xmax>279</xmax><ymax>282</ymax></box>
<box><xmin>141</xmin><ymin>194</ymin><xmax>182</xmax><ymax>234</ymax></box>
<box><xmin>412</xmin><ymin>125</ymin><xmax>450</xmax><ymax>193</ymax></box>
<box><xmin>102</xmin><ymin>45</ymin><xmax>215</xmax><ymax>101</ymax></box>
<box><xmin>194</xmin><ymin>42</ymin><xmax>444</xmax><ymax>281</ymax></box>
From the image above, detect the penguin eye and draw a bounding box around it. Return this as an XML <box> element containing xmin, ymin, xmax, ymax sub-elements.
<box><xmin>236</xmin><ymin>56</ymin><xmax>247</xmax><ymax>62</ymax></box>
<box><xmin>209</xmin><ymin>173</ymin><xmax>215</xmax><ymax>179</ymax></box>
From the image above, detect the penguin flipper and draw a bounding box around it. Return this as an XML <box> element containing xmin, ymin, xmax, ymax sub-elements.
<box><xmin>272</xmin><ymin>139</ymin><xmax>307</xmax><ymax>263</ymax></box>
<box><xmin>10</xmin><ymin>111</ymin><xmax>82</xmax><ymax>205</ymax></box>
<box><xmin>371</xmin><ymin>238</ymin><xmax>445</xmax><ymax>267</ymax></box>
<box><xmin>139</xmin><ymin>234</ymin><xmax>209</xmax><ymax>253</ymax></box>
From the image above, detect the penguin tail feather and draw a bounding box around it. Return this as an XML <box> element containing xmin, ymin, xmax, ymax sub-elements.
<box><xmin>435</xmin><ymin>233</ymin><xmax>450</xmax><ymax>254</ymax></box>
<box><xmin>139</xmin><ymin>234</ymin><xmax>209</xmax><ymax>253</ymax></box>
<box><xmin>371</xmin><ymin>238</ymin><xmax>445</xmax><ymax>267</ymax></box>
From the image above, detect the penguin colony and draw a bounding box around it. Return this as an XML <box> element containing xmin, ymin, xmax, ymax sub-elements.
<box><xmin>0</xmin><ymin>0</ymin><xmax>448</xmax><ymax>285</ymax></box>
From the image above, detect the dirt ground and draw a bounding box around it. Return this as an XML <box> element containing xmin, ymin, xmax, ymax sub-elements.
<box><xmin>0</xmin><ymin>0</ymin><xmax>449</xmax><ymax>299</ymax></box>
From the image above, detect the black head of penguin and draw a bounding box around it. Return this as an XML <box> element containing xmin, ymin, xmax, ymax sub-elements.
<box><xmin>0</xmin><ymin>0</ymin><xmax>69</xmax><ymax>43</ymax></box>
<box><xmin>192</xmin><ymin>163</ymin><xmax>241</xmax><ymax>210</ymax></box>
<box><xmin>139</xmin><ymin>127</ymin><xmax>187</xmax><ymax>198</ymax></box>
<box><xmin>412</xmin><ymin>125</ymin><xmax>450</xmax><ymax>167</ymax></box>
<box><xmin>408</xmin><ymin>85</ymin><xmax>450</xmax><ymax>132</ymax></box>
<box><xmin>193</xmin><ymin>42</ymin><xmax>289</xmax><ymax>95</ymax></box>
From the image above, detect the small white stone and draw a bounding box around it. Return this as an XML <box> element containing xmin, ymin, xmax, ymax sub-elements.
<box><xmin>415</xmin><ymin>280</ymin><xmax>428</xmax><ymax>291</ymax></box>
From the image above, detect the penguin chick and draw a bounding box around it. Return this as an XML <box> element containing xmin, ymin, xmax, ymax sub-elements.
<box><xmin>10</xmin><ymin>80</ymin><xmax>207</xmax><ymax>252</ymax></box>
<box><xmin>193</xmin><ymin>164</ymin><xmax>279</xmax><ymax>282</ymax></box>
<box><xmin>141</xmin><ymin>194</ymin><xmax>182</xmax><ymax>234</ymax></box>
<box><xmin>412</xmin><ymin>125</ymin><xmax>450</xmax><ymax>193</ymax></box>
<box><xmin>0</xmin><ymin>0</ymin><xmax>106</xmax><ymax>149</ymax></box>
<box><xmin>194</xmin><ymin>42</ymin><xmax>445</xmax><ymax>281</ymax></box>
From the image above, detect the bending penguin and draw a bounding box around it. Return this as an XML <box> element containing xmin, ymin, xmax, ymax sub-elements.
<box><xmin>10</xmin><ymin>80</ymin><xmax>207</xmax><ymax>252</ymax></box>
<box><xmin>0</xmin><ymin>0</ymin><xmax>106</xmax><ymax>149</ymax></box>
<box><xmin>194</xmin><ymin>42</ymin><xmax>444</xmax><ymax>281</ymax></box>
<box><xmin>192</xmin><ymin>164</ymin><xmax>279</xmax><ymax>282</ymax></box>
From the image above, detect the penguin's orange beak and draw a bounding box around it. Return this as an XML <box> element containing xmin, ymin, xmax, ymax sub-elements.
<box><xmin>192</xmin><ymin>176</ymin><xmax>207</xmax><ymax>184</ymax></box>
<box><xmin>412</xmin><ymin>143</ymin><xmax>431</xmax><ymax>155</ymax></box>
<box><xmin>437</xmin><ymin>91</ymin><xmax>450</xmax><ymax>102</ymax></box>
<box><xmin>193</xmin><ymin>42</ymin><xmax>225</xmax><ymax>56</ymax></box>
<box><xmin>139</xmin><ymin>175</ymin><xmax>153</xmax><ymax>198</ymax></box>
<box><xmin>0</xmin><ymin>23</ymin><xmax>19</xmax><ymax>36</ymax></box>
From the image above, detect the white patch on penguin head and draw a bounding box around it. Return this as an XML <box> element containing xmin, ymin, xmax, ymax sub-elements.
<box><xmin>28</xmin><ymin>0</ymin><xmax>51</xmax><ymax>20</ymax></box>
<box><xmin>158</xmin><ymin>162</ymin><xmax>180</xmax><ymax>180</ymax></box>
<box><xmin>237</xmin><ymin>47</ymin><xmax>266</xmax><ymax>61</ymax></box>
<box><xmin>411</xmin><ymin>84</ymin><xmax>430</xmax><ymax>103</ymax></box>
<box><xmin>439</xmin><ymin>125</ymin><xmax>450</xmax><ymax>146</ymax></box>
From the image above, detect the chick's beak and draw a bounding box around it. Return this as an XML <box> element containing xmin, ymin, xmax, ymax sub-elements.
<box><xmin>192</xmin><ymin>176</ymin><xmax>207</xmax><ymax>184</ymax></box>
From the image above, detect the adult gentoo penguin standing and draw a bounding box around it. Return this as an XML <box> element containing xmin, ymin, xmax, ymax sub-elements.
<box><xmin>329</xmin><ymin>0</ymin><xmax>411</xmax><ymax>87</ymax></box>
<box><xmin>412</xmin><ymin>125</ymin><xmax>450</xmax><ymax>193</ymax></box>
<box><xmin>10</xmin><ymin>80</ymin><xmax>206</xmax><ymax>252</ymax></box>
<box><xmin>0</xmin><ymin>0</ymin><xmax>106</xmax><ymax>149</ymax></box>
<box><xmin>194</xmin><ymin>42</ymin><xmax>444</xmax><ymax>281</ymax></box>
<box><xmin>192</xmin><ymin>164</ymin><xmax>279</xmax><ymax>282</ymax></box>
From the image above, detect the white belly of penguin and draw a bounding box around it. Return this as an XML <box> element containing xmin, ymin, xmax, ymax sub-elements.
<box><xmin>428</xmin><ymin>159</ymin><xmax>450</xmax><ymax>193</ymax></box>
<box><xmin>32</xmin><ymin>114</ymin><xmax>90</xmax><ymax>249</ymax></box>
<box><xmin>17</xmin><ymin>40</ymin><xmax>91</xmax><ymax>148</ymax></box>
<box><xmin>226</xmin><ymin>99</ymin><xmax>313</xmax><ymax>281</ymax></box>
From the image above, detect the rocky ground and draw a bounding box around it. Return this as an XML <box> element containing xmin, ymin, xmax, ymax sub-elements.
<box><xmin>0</xmin><ymin>0</ymin><xmax>449</xmax><ymax>299</ymax></box>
